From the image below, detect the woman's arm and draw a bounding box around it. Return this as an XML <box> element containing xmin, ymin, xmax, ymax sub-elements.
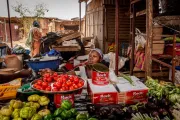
<box><xmin>0</xmin><ymin>69</ymin><xmax>32</xmax><ymax>84</ymax></box>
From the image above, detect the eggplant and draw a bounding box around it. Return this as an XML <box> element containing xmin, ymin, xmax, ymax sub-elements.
<box><xmin>158</xmin><ymin>108</ymin><xmax>168</xmax><ymax>116</ymax></box>
<box><xmin>126</xmin><ymin>106</ymin><xmax>137</xmax><ymax>114</ymax></box>
<box><xmin>99</xmin><ymin>107</ymin><xmax>110</xmax><ymax>119</ymax></box>
<box><xmin>160</xmin><ymin>98</ymin><xmax>170</xmax><ymax>107</ymax></box>
<box><xmin>48</xmin><ymin>101</ymin><xmax>56</xmax><ymax>113</ymax></box>
<box><xmin>152</xmin><ymin>97</ymin><xmax>158</xmax><ymax>104</ymax></box>
<box><xmin>146</xmin><ymin>102</ymin><xmax>158</xmax><ymax>109</ymax></box>
<box><xmin>148</xmin><ymin>95</ymin><xmax>154</xmax><ymax>102</ymax></box>
<box><xmin>87</xmin><ymin>104</ymin><xmax>96</xmax><ymax>115</ymax></box>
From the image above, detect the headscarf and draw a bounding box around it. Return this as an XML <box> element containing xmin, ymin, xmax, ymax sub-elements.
<box><xmin>33</xmin><ymin>21</ymin><xmax>40</xmax><ymax>28</ymax></box>
<box><xmin>89</xmin><ymin>48</ymin><xmax>103</xmax><ymax>59</ymax></box>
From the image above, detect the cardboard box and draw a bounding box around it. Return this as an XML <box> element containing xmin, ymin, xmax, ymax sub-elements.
<box><xmin>87</xmin><ymin>79</ymin><xmax>118</xmax><ymax>104</ymax></box>
<box><xmin>116</xmin><ymin>76</ymin><xmax>148</xmax><ymax>104</ymax></box>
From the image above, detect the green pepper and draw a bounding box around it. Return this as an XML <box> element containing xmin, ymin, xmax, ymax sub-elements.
<box><xmin>12</xmin><ymin>118</ymin><xmax>23</xmax><ymax>120</ymax></box>
<box><xmin>38</xmin><ymin>96</ymin><xmax>50</xmax><ymax>106</ymax></box>
<box><xmin>61</xmin><ymin>100</ymin><xmax>72</xmax><ymax>110</ymax></box>
<box><xmin>11</xmin><ymin>109</ymin><xmax>20</xmax><ymax>118</ymax></box>
<box><xmin>66</xmin><ymin>110</ymin><xmax>72</xmax><ymax>119</ymax></box>
<box><xmin>76</xmin><ymin>113</ymin><xmax>89</xmax><ymax>120</ymax></box>
<box><xmin>70</xmin><ymin>108</ymin><xmax>78</xmax><ymax>117</ymax></box>
<box><xmin>54</xmin><ymin>108</ymin><xmax>63</xmax><ymax>117</ymax></box>
<box><xmin>31</xmin><ymin>114</ymin><xmax>42</xmax><ymax>120</ymax></box>
<box><xmin>44</xmin><ymin>114</ymin><xmax>53</xmax><ymax>120</ymax></box>
<box><xmin>55</xmin><ymin>117</ymin><xmax>62</xmax><ymax>120</ymax></box>
<box><xmin>61</xmin><ymin>110</ymin><xmax>68</xmax><ymax>119</ymax></box>
<box><xmin>20</xmin><ymin>107</ymin><xmax>35</xmax><ymax>119</ymax></box>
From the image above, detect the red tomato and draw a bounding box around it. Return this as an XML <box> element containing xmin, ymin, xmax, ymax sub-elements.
<box><xmin>66</xmin><ymin>81</ymin><xmax>72</xmax><ymax>87</ymax></box>
<box><xmin>62</xmin><ymin>83</ymin><xmax>67</xmax><ymax>87</ymax></box>
<box><xmin>79</xmin><ymin>81</ymin><xmax>84</xmax><ymax>85</ymax></box>
<box><xmin>62</xmin><ymin>78</ymin><xmax>66</xmax><ymax>83</ymax></box>
<box><xmin>52</xmin><ymin>87</ymin><xmax>58</xmax><ymax>91</ymax></box>
<box><xmin>60</xmin><ymin>87</ymin><xmax>66</xmax><ymax>91</ymax></box>
<box><xmin>43</xmin><ymin>77</ymin><xmax>47</xmax><ymax>82</ymax></box>
<box><xmin>36</xmin><ymin>85</ymin><xmax>43</xmax><ymax>90</ymax></box>
<box><xmin>77</xmin><ymin>83</ymin><xmax>83</xmax><ymax>88</ymax></box>
<box><xmin>47</xmin><ymin>77</ymin><xmax>52</xmax><ymax>82</ymax></box>
<box><xmin>74</xmin><ymin>77</ymin><xmax>79</xmax><ymax>84</ymax></box>
<box><xmin>73</xmin><ymin>84</ymin><xmax>78</xmax><ymax>89</ymax></box>
<box><xmin>57</xmin><ymin>78</ymin><xmax>63</xmax><ymax>84</ymax></box>
<box><xmin>42</xmin><ymin>82</ymin><xmax>48</xmax><ymax>88</ymax></box>
<box><xmin>64</xmin><ymin>74</ymin><xmax>68</xmax><ymax>78</ymax></box>
<box><xmin>45</xmin><ymin>87</ymin><xmax>51</xmax><ymax>91</ymax></box>
<box><xmin>44</xmin><ymin>73</ymin><xmax>50</xmax><ymax>78</ymax></box>
<box><xmin>69</xmin><ymin>86</ymin><xmax>74</xmax><ymax>90</ymax></box>
<box><xmin>37</xmin><ymin>80</ymin><xmax>42</xmax><ymax>86</ymax></box>
<box><xmin>65</xmin><ymin>86</ymin><xmax>69</xmax><ymax>91</ymax></box>
<box><xmin>56</xmin><ymin>82</ymin><xmax>62</xmax><ymax>89</ymax></box>
<box><xmin>53</xmin><ymin>77</ymin><xmax>58</xmax><ymax>81</ymax></box>
<box><xmin>53</xmin><ymin>72</ymin><xmax>58</xmax><ymax>77</ymax></box>
<box><xmin>53</xmin><ymin>83</ymin><xmax>57</xmax><ymax>88</ymax></box>
<box><xmin>69</xmin><ymin>76</ymin><xmax>74</xmax><ymax>82</ymax></box>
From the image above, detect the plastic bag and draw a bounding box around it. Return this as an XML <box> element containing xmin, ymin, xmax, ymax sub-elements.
<box><xmin>109</xmin><ymin>68</ymin><xmax>119</xmax><ymax>83</ymax></box>
<box><xmin>135</xmin><ymin>28</ymin><xmax>146</xmax><ymax>50</ymax></box>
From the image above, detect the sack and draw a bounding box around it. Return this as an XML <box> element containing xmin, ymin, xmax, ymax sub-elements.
<box><xmin>135</xmin><ymin>28</ymin><xmax>146</xmax><ymax>51</ymax></box>
<box><xmin>4</xmin><ymin>55</ymin><xmax>22</xmax><ymax>71</ymax></box>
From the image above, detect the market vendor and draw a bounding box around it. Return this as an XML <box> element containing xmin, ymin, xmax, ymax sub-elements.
<box><xmin>66</xmin><ymin>48</ymin><xmax>109</xmax><ymax>78</ymax></box>
<box><xmin>0</xmin><ymin>69</ymin><xmax>32</xmax><ymax>84</ymax></box>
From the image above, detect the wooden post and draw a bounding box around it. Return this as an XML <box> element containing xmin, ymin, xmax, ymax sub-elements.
<box><xmin>85</xmin><ymin>1</ymin><xmax>87</xmax><ymax>37</ymax></box>
<box><xmin>130</xmin><ymin>4</ymin><xmax>136</xmax><ymax>75</ymax></box>
<box><xmin>115</xmin><ymin>0</ymin><xmax>119</xmax><ymax>75</ymax></box>
<box><xmin>6</xmin><ymin>0</ymin><xmax>13</xmax><ymax>48</ymax></box>
<box><xmin>172</xmin><ymin>34</ymin><xmax>176</xmax><ymax>83</ymax></box>
<box><xmin>79</xmin><ymin>1</ymin><xmax>82</xmax><ymax>32</ymax></box>
<box><xmin>145</xmin><ymin>0</ymin><xmax>153</xmax><ymax>78</ymax></box>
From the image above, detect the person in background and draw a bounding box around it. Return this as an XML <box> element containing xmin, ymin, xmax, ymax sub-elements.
<box><xmin>26</xmin><ymin>21</ymin><xmax>42</xmax><ymax>57</ymax></box>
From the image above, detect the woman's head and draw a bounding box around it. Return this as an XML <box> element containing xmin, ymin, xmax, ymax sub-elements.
<box><xmin>88</xmin><ymin>48</ymin><xmax>103</xmax><ymax>64</ymax></box>
<box><xmin>33</xmin><ymin>21</ymin><xmax>40</xmax><ymax>28</ymax></box>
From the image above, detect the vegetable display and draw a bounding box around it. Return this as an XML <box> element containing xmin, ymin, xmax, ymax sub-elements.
<box><xmin>32</xmin><ymin>73</ymin><xmax>84</xmax><ymax>92</ymax></box>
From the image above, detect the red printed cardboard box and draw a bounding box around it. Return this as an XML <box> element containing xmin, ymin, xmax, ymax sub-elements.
<box><xmin>116</xmin><ymin>76</ymin><xmax>148</xmax><ymax>104</ymax></box>
<box><xmin>87</xmin><ymin>79</ymin><xmax>118</xmax><ymax>104</ymax></box>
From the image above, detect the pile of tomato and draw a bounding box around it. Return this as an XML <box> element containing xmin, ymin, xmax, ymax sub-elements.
<box><xmin>33</xmin><ymin>72</ymin><xmax>84</xmax><ymax>92</ymax></box>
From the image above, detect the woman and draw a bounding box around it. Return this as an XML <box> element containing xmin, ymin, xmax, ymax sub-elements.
<box><xmin>26</xmin><ymin>21</ymin><xmax>42</xmax><ymax>57</ymax></box>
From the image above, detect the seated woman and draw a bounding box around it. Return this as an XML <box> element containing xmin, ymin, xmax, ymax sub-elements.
<box><xmin>67</xmin><ymin>48</ymin><xmax>109</xmax><ymax>78</ymax></box>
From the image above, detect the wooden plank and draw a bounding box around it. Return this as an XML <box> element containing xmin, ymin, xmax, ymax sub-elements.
<box><xmin>130</xmin><ymin>9</ymin><xmax>146</xmax><ymax>18</ymax></box>
<box><xmin>145</xmin><ymin>0</ymin><xmax>153</xmax><ymax>78</ymax></box>
<box><xmin>152</xmin><ymin>57</ymin><xmax>172</xmax><ymax>69</ymax></box>
<box><xmin>56</xmin><ymin>32</ymin><xmax>81</xmax><ymax>44</ymax></box>
<box><xmin>131</xmin><ymin>0</ymin><xmax>141</xmax><ymax>4</ymax></box>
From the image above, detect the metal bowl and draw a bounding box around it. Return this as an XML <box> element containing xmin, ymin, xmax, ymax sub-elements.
<box><xmin>30</xmin><ymin>76</ymin><xmax>85</xmax><ymax>94</ymax></box>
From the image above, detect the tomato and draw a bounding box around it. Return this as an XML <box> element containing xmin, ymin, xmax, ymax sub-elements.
<box><xmin>62</xmin><ymin>83</ymin><xmax>67</xmax><ymax>87</ymax></box>
<box><xmin>36</xmin><ymin>85</ymin><xmax>43</xmax><ymax>90</ymax></box>
<box><xmin>77</xmin><ymin>83</ymin><xmax>83</xmax><ymax>88</ymax></box>
<box><xmin>53</xmin><ymin>83</ymin><xmax>57</xmax><ymax>88</ymax></box>
<box><xmin>53</xmin><ymin>77</ymin><xmax>58</xmax><ymax>81</ymax></box>
<box><xmin>64</xmin><ymin>74</ymin><xmax>68</xmax><ymax>78</ymax></box>
<box><xmin>56</xmin><ymin>82</ymin><xmax>62</xmax><ymax>89</ymax></box>
<box><xmin>69</xmin><ymin>86</ymin><xmax>74</xmax><ymax>90</ymax></box>
<box><xmin>79</xmin><ymin>81</ymin><xmax>84</xmax><ymax>85</ymax></box>
<box><xmin>66</xmin><ymin>81</ymin><xmax>72</xmax><ymax>87</ymax></box>
<box><xmin>45</xmin><ymin>87</ymin><xmax>51</xmax><ymax>91</ymax></box>
<box><xmin>73</xmin><ymin>84</ymin><xmax>78</xmax><ymax>89</ymax></box>
<box><xmin>60</xmin><ymin>87</ymin><xmax>66</xmax><ymax>91</ymax></box>
<box><xmin>62</xmin><ymin>78</ymin><xmax>66</xmax><ymax>83</ymax></box>
<box><xmin>65</xmin><ymin>86</ymin><xmax>69</xmax><ymax>91</ymax></box>
<box><xmin>47</xmin><ymin>77</ymin><xmax>52</xmax><ymax>82</ymax></box>
<box><xmin>74</xmin><ymin>77</ymin><xmax>79</xmax><ymax>84</ymax></box>
<box><xmin>45</xmin><ymin>73</ymin><xmax>50</xmax><ymax>78</ymax></box>
<box><xmin>53</xmin><ymin>72</ymin><xmax>58</xmax><ymax>77</ymax></box>
<box><xmin>37</xmin><ymin>80</ymin><xmax>42</xmax><ymax>86</ymax></box>
<box><xmin>69</xmin><ymin>76</ymin><xmax>74</xmax><ymax>82</ymax></box>
<box><xmin>52</xmin><ymin>87</ymin><xmax>58</xmax><ymax>91</ymax></box>
<box><xmin>57</xmin><ymin>78</ymin><xmax>63</xmax><ymax>84</ymax></box>
<box><xmin>42</xmin><ymin>82</ymin><xmax>48</xmax><ymax>88</ymax></box>
<box><xmin>43</xmin><ymin>77</ymin><xmax>47</xmax><ymax>82</ymax></box>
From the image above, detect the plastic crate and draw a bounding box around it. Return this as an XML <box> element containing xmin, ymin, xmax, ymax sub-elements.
<box><xmin>0</xmin><ymin>78</ymin><xmax>22</xmax><ymax>100</ymax></box>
